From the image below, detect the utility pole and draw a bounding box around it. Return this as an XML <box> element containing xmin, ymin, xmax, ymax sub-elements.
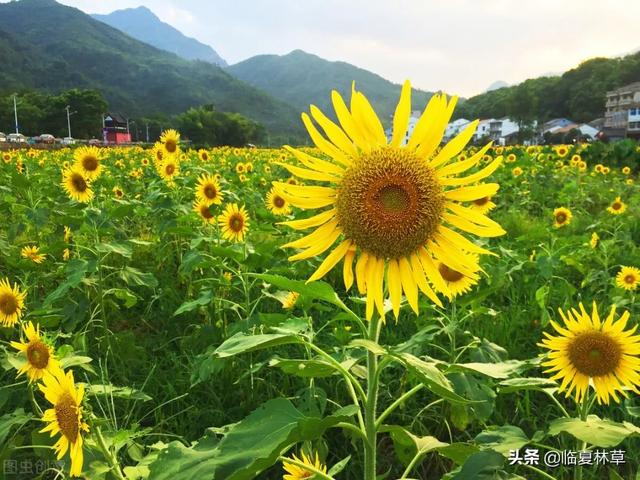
<box><xmin>146</xmin><ymin>123</ymin><xmax>149</xmax><ymax>143</ymax></box>
<box><xmin>13</xmin><ymin>94</ymin><xmax>19</xmax><ymax>134</ymax></box>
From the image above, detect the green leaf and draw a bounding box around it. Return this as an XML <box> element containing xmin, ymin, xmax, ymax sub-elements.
<box><xmin>395</xmin><ymin>353</ymin><xmax>468</xmax><ymax>404</ymax></box>
<box><xmin>498</xmin><ymin>377</ymin><xmax>557</xmax><ymax>393</ymax></box>
<box><xmin>43</xmin><ymin>258</ymin><xmax>89</xmax><ymax>306</ymax></box>
<box><xmin>60</xmin><ymin>355</ymin><xmax>95</xmax><ymax>374</ymax></box>
<box><xmin>253</xmin><ymin>273</ymin><xmax>350</xmax><ymax>311</ymax></box>
<box><xmin>449</xmin><ymin>360</ymin><xmax>533</xmax><ymax>379</ymax></box>
<box><xmin>269</xmin><ymin>357</ymin><xmax>337</xmax><ymax>378</ymax></box>
<box><xmin>148</xmin><ymin>398</ymin><xmax>348</xmax><ymax>480</ymax></box>
<box><xmin>327</xmin><ymin>455</ymin><xmax>351</xmax><ymax>476</ymax></box>
<box><xmin>548</xmin><ymin>415</ymin><xmax>640</xmax><ymax>447</ymax></box>
<box><xmin>120</xmin><ymin>267</ymin><xmax>158</xmax><ymax>288</ymax></box>
<box><xmin>105</xmin><ymin>288</ymin><xmax>138</xmax><ymax>308</ymax></box>
<box><xmin>380</xmin><ymin>424</ymin><xmax>448</xmax><ymax>467</ymax></box>
<box><xmin>0</xmin><ymin>408</ymin><xmax>33</xmax><ymax>446</ymax></box>
<box><xmin>349</xmin><ymin>339</ymin><xmax>387</xmax><ymax>355</ymax></box>
<box><xmin>450</xmin><ymin>451</ymin><xmax>507</xmax><ymax>480</ymax></box>
<box><xmin>85</xmin><ymin>383</ymin><xmax>152</xmax><ymax>402</ymax></box>
<box><xmin>474</xmin><ymin>425</ymin><xmax>529</xmax><ymax>455</ymax></box>
<box><xmin>174</xmin><ymin>290</ymin><xmax>214</xmax><ymax>316</ymax></box>
<box><xmin>96</xmin><ymin>241</ymin><xmax>133</xmax><ymax>258</ymax></box>
<box><xmin>214</xmin><ymin>333</ymin><xmax>304</xmax><ymax>358</ymax></box>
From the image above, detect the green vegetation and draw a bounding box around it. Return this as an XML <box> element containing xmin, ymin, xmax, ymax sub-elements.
<box><xmin>455</xmin><ymin>53</ymin><xmax>640</xmax><ymax>123</ymax></box>
<box><xmin>227</xmin><ymin>50</ymin><xmax>433</xmax><ymax>126</ymax></box>
<box><xmin>177</xmin><ymin>105</ymin><xmax>266</xmax><ymax>147</ymax></box>
<box><xmin>0</xmin><ymin>0</ymin><xmax>303</xmax><ymax>140</ymax></box>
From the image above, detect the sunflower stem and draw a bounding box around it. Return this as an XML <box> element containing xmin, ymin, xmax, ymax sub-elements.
<box><xmin>575</xmin><ymin>392</ymin><xmax>590</xmax><ymax>480</ymax></box>
<box><xmin>94</xmin><ymin>425</ymin><xmax>126</xmax><ymax>480</ymax></box>
<box><xmin>364</xmin><ymin>313</ymin><xmax>382</xmax><ymax>480</ymax></box>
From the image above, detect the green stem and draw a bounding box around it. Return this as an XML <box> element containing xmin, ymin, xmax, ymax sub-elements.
<box><xmin>523</xmin><ymin>463</ymin><xmax>559</xmax><ymax>480</ymax></box>
<box><xmin>544</xmin><ymin>391</ymin><xmax>571</xmax><ymax>418</ymax></box>
<box><xmin>575</xmin><ymin>392</ymin><xmax>590</xmax><ymax>480</ymax></box>
<box><xmin>399</xmin><ymin>449</ymin><xmax>425</xmax><ymax>479</ymax></box>
<box><xmin>278</xmin><ymin>455</ymin><xmax>336</xmax><ymax>480</ymax></box>
<box><xmin>376</xmin><ymin>384</ymin><xmax>424</xmax><ymax>429</ymax></box>
<box><xmin>94</xmin><ymin>426</ymin><xmax>126</xmax><ymax>480</ymax></box>
<box><xmin>364</xmin><ymin>314</ymin><xmax>382</xmax><ymax>480</ymax></box>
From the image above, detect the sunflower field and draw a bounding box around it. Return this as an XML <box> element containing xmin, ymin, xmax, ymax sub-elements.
<box><xmin>1</xmin><ymin>85</ymin><xmax>640</xmax><ymax>480</ymax></box>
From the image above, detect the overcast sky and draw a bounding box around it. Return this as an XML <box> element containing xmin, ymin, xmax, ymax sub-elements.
<box><xmin>54</xmin><ymin>0</ymin><xmax>640</xmax><ymax>97</ymax></box>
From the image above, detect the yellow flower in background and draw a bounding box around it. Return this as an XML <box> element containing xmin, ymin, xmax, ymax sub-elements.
<box><xmin>62</xmin><ymin>169</ymin><xmax>93</xmax><ymax>203</ymax></box>
<box><xmin>73</xmin><ymin>146</ymin><xmax>102</xmax><ymax>180</ymax></box>
<box><xmin>469</xmin><ymin>196</ymin><xmax>496</xmax><ymax>214</ymax></box>
<box><xmin>160</xmin><ymin>129</ymin><xmax>180</xmax><ymax>156</ymax></box>
<box><xmin>556</xmin><ymin>146</ymin><xmax>568</xmax><ymax>157</ymax></box>
<box><xmin>39</xmin><ymin>369</ymin><xmax>89</xmax><ymax>477</ymax></box>
<box><xmin>616</xmin><ymin>266</ymin><xmax>640</xmax><ymax>291</ymax></box>
<box><xmin>193</xmin><ymin>200</ymin><xmax>216</xmax><ymax>225</ymax></box>
<box><xmin>10</xmin><ymin>322</ymin><xmax>61</xmax><ymax>382</ymax></box>
<box><xmin>64</xmin><ymin>226</ymin><xmax>72</xmax><ymax>243</ymax></box>
<box><xmin>159</xmin><ymin>158</ymin><xmax>180</xmax><ymax>182</ymax></box>
<box><xmin>0</xmin><ymin>278</ymin><xmax>27</xmax><ymax>327</ymax></box>
<box><xmin>21</xmin><ymin>245</ymin><xmax>46</xmax><ymax>264</ymax></box>
<box><xmin>276</xmin><ymin>81</ymin><xmax>505</xmax><ymax>320</ymax></box>
<box><xmin>512</xmin><ymin>166</ymin><xmax>523</xmax><ymax>177</ymax></box>
<box><xmin>282</xmin><ymin>451</ymin><xmax>327</xmax><ymax>480</ymax></box>
<box><xmin>589</xmin><ymin>232</ymin><xmax>599</xmax><ymax>249</ymax></box>
<box><xmin>63</xmin><ymin>248</ymin><xmax>71</xmax><ymax>261</ymax></box>
<box><xmin>113</xmin><ymin>186</ymin><xmax>124</xmax><ymax>199</ymax></box>
<box><xmin>235</xmin><ymin>162</ymin><xmax>246</xmax><ymax>174</ymax></box>
<box><xmin>195</xmin><ymin>174</ymin><xmax>223</xmax><ymax>205</ymax></box>
<box><xmin>552</xmin><ymin>207</ymin><xmax>572</xmax><ymax>228</ymax></box>
<box><xmin>218</xmin><ymin>203</ymin><xmax>250</xmax><ymax>242</ymax></box>
<box><xmin>539</xmin><ymin>302</ymin><xmax>640</xmax><ymax>405</ymax></box>
<box><xmin>622</xmin><ymin>166</ymin><xmax>631</xmax><ymax>175</ymax></box>
<box><xmin>436</xmin><ymin>253</ymin><xmax>481</xmax><ymax>298</ymax></box>
<box><xmin>280</xmin><ymin>291</ymin><xmax>300</xmax><ymax>310</ymax></box>
<box><xmin>198</xmin><ymin>149</ymin><xmax>210</xmax><ymax>162</ymax></box>
<box><xmin>266</xmin><ymin>187</ymin><xmax>291</xmax><ymax>216</ymax></box>
<box><xmin>607</xmin><ymin>197</ymin><xmax>626</xmax><ymax>215</ymax></box>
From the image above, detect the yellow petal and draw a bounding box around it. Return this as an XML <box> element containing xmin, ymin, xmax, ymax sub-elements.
<box><xmin>274</xmin><ymin>162</ymin><xmax>341</xmax><ymax>183</ymax></box>
<box><xmin>387</xmin><ymin>258</ymin><xmax>402</xmax><ymax>319</ymax></box>
<box><xmin>445</xmin><ymin>183</ymin><xmax>500</xmax><ymax>202</ymax></box>
<box><xmin>309</xmin><ymin>104</ymin><xmax>357</xmax><ymax>158</ymax></box>
<box><xmin>279</xmin><ymin>209</ymin><xmax>336</xmax><ymax>231</ymax></box>
<box><xmin>307</xmin><ymin>240</ymin><xmax>352</xmax><ymax>282</ymax></box>
<box><xmin>390</xmin><ymin>80</ymin><xmax>412</xmax><ymax>147</ymax></box>
<box><xmin>283</xmin><ymin>145</ymin><xmax>345</xmax><ymax>175</ymax></box>
<box><xmin>301</xmin><ymin>112</ymin><xmax>351</xmax><ymax>166</ymax></box>
<box><xmin>430</xmin><ymin>120</ymin><xmax>479</xmax><ymax>169</ymax></box>
<box><xmin>398</xmin><ymin>257</ymin><xmax>419</xmax><ymax>314</ymax></box>
<box><xmin>342</xmin><ymin>246</ymin><xmax>356</xmax><ymax>290</ymax></box>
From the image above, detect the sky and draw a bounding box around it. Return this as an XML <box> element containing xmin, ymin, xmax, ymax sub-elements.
<box><xmin>52</xmin><ymin>0</ymin><xmax>640</xmax><ymax>97</ymax></box>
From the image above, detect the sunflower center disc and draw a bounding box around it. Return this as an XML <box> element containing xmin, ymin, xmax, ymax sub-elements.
<box><xmin>204</xmin><ymin>185</ymin><xmax>217</xmax><ymax>199</ymax></box>
<box><xmin>474</xmin><ymin>196</ymin><xmax>489</xmax><ymax>206</ymax></box>
<box><xmin>274</xmin><ymin>196</ymin><xmax>286</xmax><ymax>208</ymax></box>
<box><xmin>556</xmin><ymin>213</ymin><xmax>566</xmax><ymax>223</ymax></box>
<box><xmin>0</xmin><ymin>293</ymin><xmax>18</xmax><ymax>315</ymax></box>
<box><xmin>165</xmin><ymin>140</ymin><xmax>177</xmax><ymax>153</ymax></box>
<box><xmin>336</xmin><ymin>147</ymin><xmax>444</xmax><ymax>259</ymax></box>
<box><xmin>27</xmin><ymin>341</ymin><xmax>50</xmax><ymax>369</ymax></box>
<box><xmin>165</xmin><ymin>164</ymin><xmax>175</xmax><ymax>175</ymax></box>
<box><xmin>82</xmin><ymin>156</ymin><xmax>98</xmax><ymax>171</ymax></box>
<box><xmin>200</xmin><ymin>205</ymin><xmax>213</xmax><ymax>219</ymax></box>
<box><xmin>625</xmin><ymin>275</ymin><xmax>635</xmax><ymax>284</ymax></box>
<box><xmin>71</xmin><ymin>173</ymin><xmax>87</xmax><ymax>192</ymax></box>
<box><xmin>568</xmin><ymin>332</ymin><xmax>621</xmax><ymax>377</ymax></box>
<box><xmin>55</xmin><ymin>393</ymin><xmax>79</xmax><ymax>442</ymax></box>
<box><xmin>613</xmin><ymin>202</ymin><xmax>621</xmax><ymax>210</ymax></box>
<box><xmin>230</xmin><ymin>215</ymin><xmax>244</xmax><ymax>231</ymax></box>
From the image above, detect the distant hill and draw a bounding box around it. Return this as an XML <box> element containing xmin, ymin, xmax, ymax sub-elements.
<box><xmin>0</xmin><ymin>0</ymin><xmax>301</xmax><ymax>138</ymax></box>
<box><xmin>92</xmin><ymin>6</ymin><xmax>227</xmax><ymax>67</ymax></box>
<box><xmin>486</xmin><ymin>80</ymin><xmax>509</xmax><ymax>92</ymax></box>
<box><xmin>455</xmin><ymin>53</ymin><xmax>640</xmax><ymax>123</ymax></box>
<box><xmin>227</xmin><ymin>50</ymin><xmax>434</xmax><ymax>125</ymax></box>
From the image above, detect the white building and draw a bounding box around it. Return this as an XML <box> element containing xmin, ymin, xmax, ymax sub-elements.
<box><xmin>474</xmin><ymin>119</ymin><xmax>494</xmax><ymax>141</ymax></box>
<box><xmin>489</xmin><ymin>118</ymin><xmax>520</xmax><ymax>145</ymax></box>
<box><xmin>444</xmin><ymin>118</ymin><xmax>471</xmax><ymax>141</ymax></box>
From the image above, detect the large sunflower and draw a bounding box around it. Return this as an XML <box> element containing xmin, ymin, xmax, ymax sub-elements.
<box><xmin>160</xmin><ymin>129</ymin><xmax>180</xmax><ymax>156</ymax></box>
<box><xmin>282</xmin><ymin>451</ymin><xmax>327</xmax><ymax>480</ymax></box>
<box><xmin>552</xmin><ymin>207</ymin><xmax>572</xmax><ymax>228</ymax></box>
<box><xmin>39</xmin><ymin>369</ymin><xmax>89</xmax><ymax>477</ymax></box>
<box><xmin>266</xmin><ymin>187</ymin><xmax>292</xmax><ymax>216</ymax></box>
<box><xmin>195</xmin><ymin>174</ymin><xmax>223</xmax><ymax>205</ymax></box>
<box><xmin>10</xmin><ymin>321</ymin><xmax>61</xmax><ymax>382</ymax></box>
<box><xmin>538</xmin><ymin>302</ymin><xmax>640</xmax><ymax>405</ymax></box>
<box><xmin>73</xmin><ymin>146</ymin><xmax>102</xmax><ymax>180</ymax></box>
<box><xmin>275</xmin><ymin>81</ymin><xmax>504</xmax><ymax>319</ymax></box>
<box><xmin>0</xmin><ymin>277</ymin><xmax>27</xmax><ymax>327</ymax></box>
<box><xmin>616</xmin><ymin>266</ymin><xmax>640</xmax><ymax>291</ymax></box>
<box><xmin>62</xmin><ymin>168</ymin><xmax>93</xmax><ymax>203</ymax></box>
<box><xmin>158</xmin><ymin>158</ymin><xmax>180</xmax><ymax>182</ymax></box>
<box><xmin>218</xmin><ymin>203</ymin><xmax>250</xmax><ymax>242</ymax></box>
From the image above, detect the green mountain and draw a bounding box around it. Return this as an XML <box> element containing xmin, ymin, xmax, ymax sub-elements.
<box><xmin>455</xmin><ymin>53</ymin><xmax>640</xmax><ymax>123</ymax></box>
<box><xmin>227</xmin><ymin>50</ymin><xmax>434</xmax><ymax>125</ymax></box>
<box><xmin>0</xmin><ymin>0</ymin><xmax>302</xmax><ymax>139</ymax></box>
<box><xmin>92</xmin><ymin>6</ymin><xmax>227</xmax><ymax>67</ymax></box>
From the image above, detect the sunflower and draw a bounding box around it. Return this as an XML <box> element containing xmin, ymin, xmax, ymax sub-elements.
<box><xmin>0</xmin><ymin>278</ymin><xmax>26</xmax><ymax>327</ymax></box>
<box><xmin>275</xmin><ymin>81</ymin><xmax>504</xmax><ymax>320</ymax></box>
<box><xmin>282</xmin><ymin>451</ymin><xmax>327</xmax><ymax>480</ymax></box>
<box><xmin>193</xmin><ymin>200</ymin><xmax>215</xmax><ymax>224</ymax></box>
<box><xmin>196</xmin><ymin>174</ymin><xmax>223</xmax><ymax>205</ymax></box>
<box><xmin>589</xmin><ymin>232</ymin><xmax>599</xmax><ymax>249</ymax></box>
<box><xmin>152</xmin><ymin>144</ymin><xmax>164</xmax><ymax>166</ymax></box>
<box><xmin>607</xmin><ymin>197</ymin><xmax>626</xmax><ymax>215</ymax></box>
<box><xmin>436</xmin><ymin>253</ymin><xmax>481</xmax><ymax>298</ymax></box>
<box><xmin>198</xmin><ymin>149</ymin><xmax>210</xmax><ymax>162</ymax></box>
<box><xmin>280</xmin><ymin>291</ymin><xmax>300</xmax><ymax>310</ymax></box>
<box><xmin>552</xmin><ymin>207</ymin><xmax>572</xmax><ymax>228</ymax></box>
<box><xmin>10</xmin><ymin>322</ymin><xmax>61</xmax><ymax>382</ymax></box>
<box><xmin>73</xmin><ymin>146</ymin><xmax>102</xmax><ymax>180</ymax></box>
<box><xmin>512</xmin><ymin>166</ymin><xmax>523</xmax><ymax>177</ymax></box>
<box><xmin>506</xmin><ymin>153</ymin><xmax>516</xmax><ymax>163</ymax></box>
<box><xmin>39</xmin><ymin>369</ymin><xmax>89</xmax><ymax>477</ymax></box>
<box><xmin>218</xmin><ymin>203</ymin><xmax>250</xmax><ymax>242</ymax></box>
<box><xmin>622</xmin><ymin>166</ymin><xmax>631</xmax><ymax>175</ymax></box>
<box><xmin>266</xmin><ymin>187</ymin><xmax>291</xmax><ymax>215</ymax></box>
<box><xmin>469</xmin><ymin>196</ymin><xmax>496</xmax><ymax>214</ymax></box>
<box><xmin>538</xmin><ymin>302</ymin><xmax>640</xmax><ymax>405</ymax></box>
<box><xmin>141</xmin><ymin>157</ymin><xmax>150</xmax><ymax>167</ymax></box>
<box><xmin>112</xmin><ymin>186</ymin><xmax>124</xmax><ymax>199</ymax></box>
<box><xmin>159</xmin><ymin>158</ymin><xmax>180</xmax><ymax>182</ymax></box>
<box><xmin>62</xmin><ymin>168</ymin><xmax>93</xmax><ymax>203</ymax></box>
<box><xmin>616</xmin><ymin>266</ymin><xmax>640</xmax><ymax>291</ymax></box>
<box><xmin>556</xmin><ymin>146</ymin><xmax>568</xmax><ymax>158</ymax></box>
<box><xmin>235</xmin><ymin>162</ymin><xmax>246</xmax><ymax>174</ymax></box>
<box><xmin>21</xmin><ymin>245</ymin><xmax>45</xmax><ymax>264</ymax></box>
<box><xmin>160</xmin><ymin>129</ymin><xmax>180</xmax><ymax>156</ymax></box>
<box><xmin>245</xmin><ymin>161</ymin><xmax>254</xmax><ymax>172</ymax></box>
<box><xmin>2</xmin><ymin>152</ymin><xmax>11</xmax><ymax>163</ymax></box>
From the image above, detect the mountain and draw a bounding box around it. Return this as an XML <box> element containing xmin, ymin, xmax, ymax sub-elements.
<box><xmin>227</xmin><ymin>50</ymin><xmax>434</xmax><ymax>125</ymax></box>
<box><xmin>92</xmin><ymin>6</ymin><xmax>227</xmax><ymax>67</ymax></box>
<box><xmin>486</xmin><ymin>80</ymin><xmax>509</xmax><ymax>92</ymax></box>
<box><xmin>0</xmin><ymin>0</ymin><xmax>301</xmax><ymax>138</ymax></box>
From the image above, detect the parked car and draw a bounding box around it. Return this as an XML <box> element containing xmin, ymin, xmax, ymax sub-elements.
<box><xmin>88</xmin><ymin>139</ymin><xmax>102</xmax><ymax>146</ymax></box>
<box><xmin>0</xmin><ymin>132</ymin><xmax>6</xmax><ymax>143</ymax></box>
<box><xmin>38</xmin><ymin>134</ymin><xmax>55</xmax><ymax>144</ymax></box>
<box><xmin>7</xmin><ymin>133</ymin><xmax>27</xmax><ymax>143</ymax></box>
<box><xmin>62</xmin><ymin>137</ymin><xmax>76</xmax><ymax>145</ymax></box>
